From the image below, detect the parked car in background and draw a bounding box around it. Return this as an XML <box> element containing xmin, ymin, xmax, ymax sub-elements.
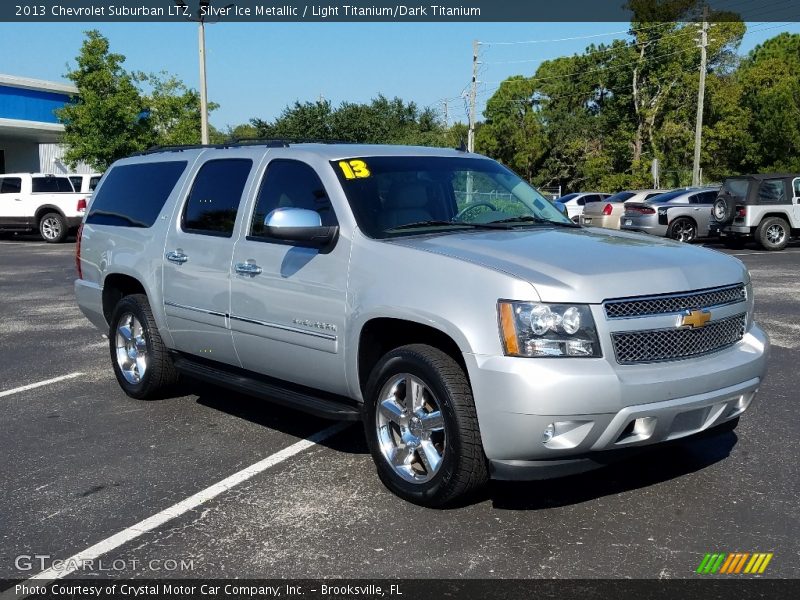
<box><xmin>68</xmin><ymin>173</ymin><xmax>103</xmax><ymax>195</ymax></box>
<box><xmin>0</xmin><ymin>173</ymin><xmax>88</xmax><ymax>242</ymax></box>
<box><xmin>553</xmin><ymin>200</ymin><xmax>569</xmax><ymax>219</ymax></box>
<box><xmin>554</xmin><ymin>192</ymin><xmax>610</xmax><ymax>222</ymax></box>
<box><xmin>581</xmin><ymin>189</ymin><xmax>668</xmax><ymax>229</ymax></box>
<box><xmin>711</xmin><ymin>173</ymin><xmax>800</xmax><ymax>251</ymax></box>
<box><xmin>621</xmin><ymin>187</ymin><xmax>719</xmax><ymax>242</ymax></box>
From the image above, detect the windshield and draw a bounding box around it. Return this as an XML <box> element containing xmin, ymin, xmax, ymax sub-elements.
<box><xmin>332</xmin><ymin>156</ymin><xmax>571</xmax><ymax>239</ymax></box>
<box><xmin>606</xmin><ymin>191</ymin><xmax>636</xmax><ymax>203</ymax></box>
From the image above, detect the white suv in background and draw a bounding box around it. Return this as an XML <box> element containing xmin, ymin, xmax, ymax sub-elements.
<box><xmin>68</xmin><ymin>173</ymin><xmax>103</xmax><ymax>195</ymax></box>
<box><xmin>0</xmin><ymin>173</ymin><xmax>88</xmax><ymax>242</ymax></box>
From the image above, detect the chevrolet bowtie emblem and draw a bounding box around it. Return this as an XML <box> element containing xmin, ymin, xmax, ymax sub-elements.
<box><xmin>680</xmin><ymin>309</ymin><xmax>712</xmax><ymax>328</ymax></box>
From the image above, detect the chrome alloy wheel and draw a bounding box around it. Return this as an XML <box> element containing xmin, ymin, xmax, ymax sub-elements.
<box><xmin>41</xmin><ymin>217</ymin><xmax>62</xmax><ymax>240</ymax></box>
<box><xmin>671</xmin><ymin>221</ymin><xmax>696</xmax><ymax>242</ymax></box>
<box><xmin>115</xmin><ymin>313</ymin><xmax>148</xmax><ymax>384</ymax></box>
<box><xmin>375</xmin><ymin>373</ymin><xmax>446</xmax><ymax>483</ymax></box>
<box><xmin>766</xmin><ymin>223</ymin><xmax>786</xmax><ymax>245</ymax></box>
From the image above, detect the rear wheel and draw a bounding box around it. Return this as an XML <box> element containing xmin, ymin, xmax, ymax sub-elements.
<box><xmin>667</xmin><ymin>218</ymin><xmax>697</xmax><ymax>243</ymax></box>
<box><xmin>756</xmin><ymin>216</ymin><xmax>790</xmax><ymax>251</ymax></box>
<box><xmin>109</xmin><ymin>294</ymin><xmax>178</xmax><ymax>399</ymax></box>
<box><xmin>364</xmin><ymin>344</ymin><xmax>488</xmax><ymax>507</ymax></box>
<box><xmin>39</xmin><ymin>212</ymin><xmax>68</xmax><ymax>243</ymax></box>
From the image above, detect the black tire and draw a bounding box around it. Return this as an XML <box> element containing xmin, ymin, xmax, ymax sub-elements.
<box><xmin>723</xmin><ymin>237</ymin><xmax>747</xmax><ymax>250</ymax></box>
<box><xmin>712</xmin><ymin>195</ymin><xmax>735</xmax><ymax>225</ymax></box>
<box><xmin>756</xmin><ymin>216</ymin><xmax>790</xmax><ymax>251</ymax></box>
<box><xmin>39</xmin><ymin>212</ymin><xmax>68</xmax><ymax>243</ymax></box>
<box><xmin>363</xmin><ymin>344</ymin><xmax>488</xmax><ymax>507</ymax></box>
<box><xmin>109</xmin><ymin>293</ymin><xmax>178</xmax><ymax>399</ymax></box>
<box><xmin>667</xmin><ymin>217</ymin><xmax>697</xmax><ymax>243</ymax></box>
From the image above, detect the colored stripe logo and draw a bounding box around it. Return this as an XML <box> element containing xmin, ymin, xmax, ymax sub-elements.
<box><xmin>696</xmin><ymin>552</ymin><xmax>773</xmax><ymax>574</ymax></box>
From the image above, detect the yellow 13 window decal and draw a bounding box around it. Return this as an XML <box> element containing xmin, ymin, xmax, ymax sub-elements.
<box><xmin>339</xmin><ymin>159</ymin><xmax>371</xmax><ymax>179</ymax></box>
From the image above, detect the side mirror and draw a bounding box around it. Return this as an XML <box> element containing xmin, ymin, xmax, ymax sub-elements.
<box><xmin>263</xmin><ymin>208</ymin><xmax>338</xmax><ymax>249</ymax></box>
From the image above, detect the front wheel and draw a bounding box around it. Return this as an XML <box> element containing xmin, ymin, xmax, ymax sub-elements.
<box><xmin>39</xmin><ymin>212</ymin><xmax>68</xmax><ymax>243</ymax></box>
<box><xmin>109</xmin><ymin>294</ymin><xmax>178</xmax><ymax>399</ymax></box>
<box><xmin>364</xmin><ymin>344</ymin><xmax>488</xmax><ymax>507</ymax></box>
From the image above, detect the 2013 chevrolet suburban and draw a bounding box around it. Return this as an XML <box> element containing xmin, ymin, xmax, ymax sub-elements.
<box><xmin>74</xmin><ymin>142</ymin><xmax>770</xmax><ymax>506</ymax></box>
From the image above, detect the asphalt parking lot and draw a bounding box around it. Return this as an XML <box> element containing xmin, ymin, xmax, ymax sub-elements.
<box><xmin>1</xmin><ymin>235</ymin><xmax>798</xmax><ymax>581</ymax></box>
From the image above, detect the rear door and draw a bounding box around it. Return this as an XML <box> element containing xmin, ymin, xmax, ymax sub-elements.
<box><xmin>0</xmin><ymin>177</ymin><xmax>25</xmax><ymax>225</ymax></box>
<box><xmin>792</xmin><ymin>178</ymin><xmax>800</xmax><ymax>226</ymax></box>
<box><xmin>162</xmin><ymin>157</ymin><xmax>256</xmax><ymax>366</ymax></box>
<box><xmin>229</xmin><ymin>158</ymin><xmax>350</xmax><ymax>395</ymax></box>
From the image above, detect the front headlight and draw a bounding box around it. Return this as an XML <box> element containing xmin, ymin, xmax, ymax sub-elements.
<box><xmin>498</xmin><ymin>301</ymin><xmax>602</xmax><ymax>358</ymax></box>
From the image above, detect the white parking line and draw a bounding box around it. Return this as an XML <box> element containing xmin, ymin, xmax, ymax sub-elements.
<box><xmin>0</xmin><ymin>373</ymin><xmax>83</xmax><ymax>398</ymax></box>
<box><xmin>730</xmin><ymin>251</ymin><xmax>800</xmax><ymax>257</ymax></box>
<box><xmin>16</xmin><ymin>421</ymin><xmax>351</xmax><ymax>584</ymax></box>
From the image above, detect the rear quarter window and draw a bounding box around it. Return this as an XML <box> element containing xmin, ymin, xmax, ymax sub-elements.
<box><xmin>32</xmin><ymin>176</ymin><xmax>74</xmax><ymax>193</ymax></box>
<box><xmin>86</xmin><ymin>161</ymin><xmax>188</xmax><ymax>228</ymax></box>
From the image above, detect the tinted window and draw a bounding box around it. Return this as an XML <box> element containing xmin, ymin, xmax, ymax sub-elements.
<box><xmin>250</xmin><ymin>161</ymin><xmax>336</xmax><ymax>239</ymax></box>
<box><xmin>32</xmin><ymin>176</ymin><xmax>73</xmax><ymax>193</ymax></box>
<box><xmin>86</xmin><ymin>161</ymin><xmax>187</xmax><ymax>228</ymax></box>
<box><xmin>757</xmin><ymin>179</ymin><xmax>786</xmax><ymax>204</ymax></box>
<box><xmin>183</xmin><ymin>159</ymin><xmax>252</xmax><ymax>237</ymax></box>
<box><xmin>69</xmin><ymin>176</ymin><xmax>82</xmax><ymax>191</ymax></box>
<box><xmin>0</xmin><ymin>177</ymin><xmax>21</xmax><ymax>194</ymax></box>
<box><xmin>89</xmin><ymin>176</ymin><xmax>102</xmax><ymax>191</ymax></box>
<box><xmin>606</xmin><ymin>192</ymin><xmax>635</xmax><ymax>203</ymax></box>
<box><xmin>695</xmin><ymin>191</ymin><xmax>718</xmax><ymax>204</ymax></box>
<box><xmin>584</xmin><ymin>195</ymin><xmax>602</xmax><ymax>203</ymax></box>
<box><xmin>794</xmin><ymin>178</ymin><xmax>800</xmax><ymax>196</ymax></box>
<box><xmin>644</xmin><ymin>192</ymin><xmax>664</xmax><ymax>201</ymax></box>
<box><xmin>720</xmin><ymin>178</ymin><xmax>749</xmax><ymax>200</ymax></box>
<box><xmin>557</xmin><ymin>193</ymin><xmax>579</xmax><ymax>202</ymax></box>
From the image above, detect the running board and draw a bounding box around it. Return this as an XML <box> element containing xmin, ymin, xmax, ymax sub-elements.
<box><xmin>173</xmin><ymin>355</ymin><xmax>362</xmax><ymax>421</ymax></box>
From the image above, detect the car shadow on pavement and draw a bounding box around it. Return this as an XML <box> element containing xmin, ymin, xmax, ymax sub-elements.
<box><xmin>190</xmin><ymin>382</ymin><xmax>369</xmax><ymax>456</ymax></box>
<box><xmin>485</xmin><ymin>432</ymin><xmax>738</xmax><ymax>510</ymax></box>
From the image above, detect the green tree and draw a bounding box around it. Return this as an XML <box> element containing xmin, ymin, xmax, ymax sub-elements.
<box><xmin>57</xmin><ymin>30</ymin><xmax>151</xmax><ymax>170</ymax></box>
<box><xmin>143</xmin><ymin>72</ymin><xmax>219</xmax><ymax>147</ymax></box>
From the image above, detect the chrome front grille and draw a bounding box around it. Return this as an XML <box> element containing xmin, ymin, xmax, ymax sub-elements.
<box><xmin>604</xmin><ymin>284</ymin><xmax>746</xmax><ymax>319</ymax></box>
<box><xmin>612</xmin><ymin>314</ymin><xmax>746</xmax><ymax>365</ymax></box>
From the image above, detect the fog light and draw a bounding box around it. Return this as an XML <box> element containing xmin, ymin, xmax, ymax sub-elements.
<box><xmin>542</xmin><ymin>423</ymin><xmax>555</xmax><ymax>444</ymax></box>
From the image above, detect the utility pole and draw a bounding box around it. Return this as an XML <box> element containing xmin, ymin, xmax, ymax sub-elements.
<box><xmin>442</xmin><ymin>98</ymin><xmax>449</xmax><ymax>128</ymax></box>
<box><xmin>692</xmin><ymin>4</ymin><xmax>709</xmax><ymax>187</ymax></box>
<box><xmin>175</xmin><ymin>0</ymin><xmax>232</xmax><ymax>145</ymax></box>
<box><xmin>467</xmin><ymin>39</ymin><xmax>479</xmax><ymax>153</ymax></box>
<box><xmin>198</xmin><ymin>18</ymin><xmax>209</xmax><ymax>145</ymax></box>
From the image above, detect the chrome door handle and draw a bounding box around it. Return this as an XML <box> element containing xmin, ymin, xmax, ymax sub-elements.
<box><xmin>234</xmin><ymin>262</ymin><xmax>262</xmax><ymax>276</ymax></box>
<box><xmin>166</xmin><ymin>250</ymin><xmax>189</xmax><ymax>264</ymax></box>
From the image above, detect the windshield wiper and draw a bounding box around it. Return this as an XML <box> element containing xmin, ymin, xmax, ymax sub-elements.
<box><xmin>486</xmin><ymin>215</ymin><xmax>581</xmax><ymax>228</ymax></box>
<box><xmin>389</xmin><ymin>220</ymin><xmax>514</xmax><ymax>231</ymax></box>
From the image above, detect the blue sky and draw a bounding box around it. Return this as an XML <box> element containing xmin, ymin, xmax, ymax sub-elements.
<box><xmin>1</xmin><ymin>21</ymin><xmax>798</xmax><ymax>129</ymax></box>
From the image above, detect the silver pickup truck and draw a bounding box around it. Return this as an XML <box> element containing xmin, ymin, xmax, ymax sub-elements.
<box><xmin>75</xmin><ymin>143</ymin><xmax>769</xmax><ymax>506</ymax></box>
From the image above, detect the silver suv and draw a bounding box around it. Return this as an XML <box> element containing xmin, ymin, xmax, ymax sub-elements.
<box><xmin>75</xmin><ymin>142</ymin><xmax>770</xmax><ymax>506</ymax></box>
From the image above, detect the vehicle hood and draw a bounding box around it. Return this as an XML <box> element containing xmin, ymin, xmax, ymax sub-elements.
<box><xmin>388</xmin><ymin>227</ymin><xmax>748</xmax><ymax>303</ymax></box>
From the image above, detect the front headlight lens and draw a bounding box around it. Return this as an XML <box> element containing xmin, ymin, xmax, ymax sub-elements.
<box><xmin>498</xmin><ymin>301</ymin><xmax>601</xmax><ymax>358</ymax></box>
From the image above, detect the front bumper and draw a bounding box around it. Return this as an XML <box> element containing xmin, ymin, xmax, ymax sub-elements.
<box><xmin>464</xmin><ymin>324</ymin><xmax>769</xmax><ymax>478</ymax></box>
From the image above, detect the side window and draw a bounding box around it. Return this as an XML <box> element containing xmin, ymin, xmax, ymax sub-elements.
<box><xmin>32</xmin><ymin>176</ymin><xmax>73</xmax><ymax>193</ymax></box>
<box><xmin>250</xmin><ymin>160</ymin><xmax>337</xmax><ymax>239</ymax></box>
<box><xmin>69</xmin><ymin>176</ymin><xmax>82</xmax><ymax>191</ymax></box>
<box><xmin>757</xmin><ymin>179</ymin><xmax>786</xmax><ymax>204</ymax></box>
<box><xmin>576</xmin><ymin>197</ymin><xmax>585</xmax><ymax>206</ymax></box>
<box><xmin>183</xmin><ymin>159</ymin><xmax>253</xmax><ymax>237</ymax></box>
<box><xmin>89</xmin><ymin>176</ymin><xmax>102</xmax><ymax>191</ymax></box>
<box><xmin>644</xmin><ymin>192</ymin><xmax>662</xmax><ymax>201</ymax></box>
<box><xmin>0</xmin><ymin>177</ymin><xmax>21</xmax><ymax>194</ymax></box>
<box><xmin>792</xmin><ymin>178</ymin><xmax>800</xmax><ymax>198</ymax></box>
<box><xmin>86</xmin><ymin>161</ymin><xmax>188</xmax><ymax>228</ymax></box>
<box><xmin>688</xmin><ymin>195</ymin><xmax>700</xmax><ymax>204</ymax></box>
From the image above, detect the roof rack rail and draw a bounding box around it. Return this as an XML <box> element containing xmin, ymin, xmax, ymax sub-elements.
<box><xmin>133</xmin><ymin>138</ymin><xmax>360</xmax><ymax>156</ymax></box>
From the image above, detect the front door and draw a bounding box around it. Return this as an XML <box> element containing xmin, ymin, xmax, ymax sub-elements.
<box><xmin>162</xmin><ymin>157</ymin><xmax>256</xmax><ymax>366</ymax></box>
<box><xmin>229</xmin><ymin>158</ymin><xmax>350</xmax><ymax>396</ymax></box>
